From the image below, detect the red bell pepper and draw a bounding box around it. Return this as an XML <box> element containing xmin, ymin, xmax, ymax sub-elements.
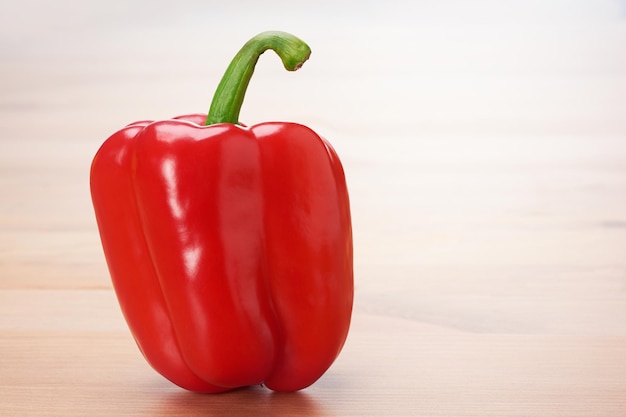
<box><xmin>90</xmin><ymin>31</ymin><xmax>353</xmax><ymax>393</ymax></box>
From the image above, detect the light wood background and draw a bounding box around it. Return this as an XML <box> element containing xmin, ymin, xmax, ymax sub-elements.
<box><xmin>1</xmin><ymin>0</ymin><xmax>626</xmax><ymax>415</ymax></box>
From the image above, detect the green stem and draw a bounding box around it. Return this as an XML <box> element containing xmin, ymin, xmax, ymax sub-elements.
<box><xmin>206</xmin><ymin>31</ymin><xmax>311</xmax><ymax>126</ymax></box>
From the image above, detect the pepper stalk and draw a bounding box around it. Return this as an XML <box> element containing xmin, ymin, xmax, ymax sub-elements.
<box><xmin>206</xmin><ymin>31</ymin><xmax>311</xmax><ymax>126</ymax></box>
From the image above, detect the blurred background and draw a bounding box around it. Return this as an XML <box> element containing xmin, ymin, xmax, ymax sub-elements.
<box><xmin>1</xmin><ymin>0</ymin><xmax>625</xmax><ymax>334</ymax></box>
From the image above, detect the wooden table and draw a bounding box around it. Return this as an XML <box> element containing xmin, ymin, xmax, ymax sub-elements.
<box><xmin>1</xmin><ymin>1</ymin><xmax>625</xmax><ymax>415</ymax></box>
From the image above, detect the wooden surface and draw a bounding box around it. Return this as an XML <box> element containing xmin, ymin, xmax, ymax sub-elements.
<box><xmin>2</xmin><ymin>1</ymin><xmax>626</xmax><ymax>415</ymax></box>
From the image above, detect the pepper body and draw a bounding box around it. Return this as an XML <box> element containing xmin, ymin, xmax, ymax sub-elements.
<box><xmin>90</xmin><ymin>114</ymin><xmax>353</xmax><ymax>392</ymax></box>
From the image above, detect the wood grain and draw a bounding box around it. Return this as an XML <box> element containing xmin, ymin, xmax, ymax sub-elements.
<box><xmin>1</xmin><ymin>0</ymin><xmax>626</xmax><ymax>415</ymax></box>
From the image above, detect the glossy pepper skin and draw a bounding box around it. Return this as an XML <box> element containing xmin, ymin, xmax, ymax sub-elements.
<box><xmin>90</xmin><ymin>32</ymin><xmax>353</xmax><ymax>393</ymax></box>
